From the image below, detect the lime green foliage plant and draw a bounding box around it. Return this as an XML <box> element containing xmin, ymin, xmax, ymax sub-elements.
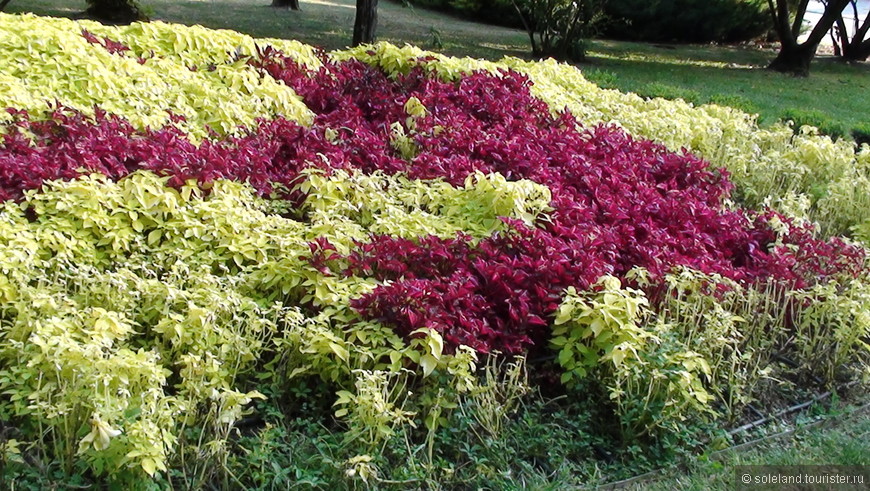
<box><xmin>653</xmin><ymin>268</ymin><xmax>784</xmax><ymax>420</ymax></box>
<box><xmin>790</xmin><ymin>277</ymin><xmax>870</xmax><ymax>383</ymax></box>
<box><xmin>0</xmin><ymin>169</ymin><xmax>543</xmax><ymax>484</ymax></box>
<box><xmin>551</xmin><ymin>276</ymin><xmax>714</xmax><ymax>441</ymax></box>
<box><xmin>550</xmin><ymin>265</ymin><xmax>870</xmax><ymax>439</ymax></box>
<box><xmin>551</xmin><ymin>276</ymin><xmax>652</xmax><ymax>385</ymax></box>
<box><xmin>0</xmin><ymin>13</ymin><xmax>313</xmax><ymax>139</ymax></box>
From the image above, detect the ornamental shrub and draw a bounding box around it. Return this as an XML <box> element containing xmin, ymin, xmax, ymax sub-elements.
<box><xmin>0</xmin><ymin>169</ymin><xmax>498</xmax><ymax>484</ymax></box>
<box><xmin>0</xmin><ymin>14</ymin><xmax>313</xmax><ymax>139</ymax></box>
<box><xmin>512</xmin><ymin>0</ymin><xmax>605</xmax><ymax>62</ymax></box>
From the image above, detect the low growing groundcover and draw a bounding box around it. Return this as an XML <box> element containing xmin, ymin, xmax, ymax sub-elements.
<box><xmin>0</xmin><ymin>12</ymin><xmax>868</xmax><ymax>488</ymax></box>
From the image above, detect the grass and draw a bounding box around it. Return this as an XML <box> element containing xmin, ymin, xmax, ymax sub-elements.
<box><xmin>584</xmin><ymin>40</ymin><xmax>870</xmax><ymax>132</ymax></box>
<box><xmin>624</xmin><ymin>401</ymin><xmax>870</xmax><ymax>490</ymax></box>
<box><xmin>7</xmin><ymin>0</ymin><xmax>869</xmax><ymax>135</ymax></box>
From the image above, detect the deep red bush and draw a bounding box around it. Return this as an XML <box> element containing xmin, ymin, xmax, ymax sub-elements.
<box><xmin>0</xmin><ymin>108</ymin><xmax>348</xmax><ymax>202</ymax></box>
<box><xmin>348</xmin><ymin>224</ymin><xmax>609</xmax><ymax>353</ymax></box>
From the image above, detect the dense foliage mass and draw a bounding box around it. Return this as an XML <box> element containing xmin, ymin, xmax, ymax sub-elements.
<box><xmin>1</xmin><ymin>13</ymin><xmax>868</xmax><ymax>488</ymax></box>
<box><xmin>602</xmin><ymin>0</ymin><xmax>771</xmax><ymax>43</ymax></box>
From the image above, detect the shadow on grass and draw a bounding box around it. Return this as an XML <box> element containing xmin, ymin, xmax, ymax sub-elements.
<box><xmin>7</xmin><ymin>0</ymin><xmax>530</xmax><ymax>57</ymax></box>
<box><xmin>577</xmin><ymin>47</ymin><xmax>869</xmax><ymax>130</ymax></box>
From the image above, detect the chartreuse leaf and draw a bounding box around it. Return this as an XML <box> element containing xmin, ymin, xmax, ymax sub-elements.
<box><xmin>0</xmin><ymin>13</ymin><xmax>313</xmax><ymax>140</ymax></box>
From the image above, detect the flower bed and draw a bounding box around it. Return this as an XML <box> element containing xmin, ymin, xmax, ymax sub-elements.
<box><xmin>0</xmin><ymin>13</ymin><xmax>867</xmax><ymax>487</ymax></box>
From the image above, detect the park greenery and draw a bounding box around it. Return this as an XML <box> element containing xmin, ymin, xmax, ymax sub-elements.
<box><xmin>0</xmin><ymin>5</ymin><xmax>868</xmax><ymax>491</ymax></box>
<box><xmin>2</xmin><ymin>0</ymin><xmax>868</xmax><ymax>71</ymax></box>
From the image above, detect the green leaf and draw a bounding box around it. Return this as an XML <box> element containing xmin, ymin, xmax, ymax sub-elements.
<box><xmin>141</xmin><ymin>458</ymin><xmax>157</xmax><ymax>477</ymax></box>
<box><xmin>557</xmin><ymin>348</ymin><xmax>573</xmax><ymax>366</ymax></box>
<box><xmin>147</xmin><ymin>229</ymin><xmax>162</xmax><ymax>245</ymax></box>
<box><xmin>610</xmin><ymin>347</ymin><xmax>627</xmax><ymax>367</ymax></box>
<box><xmin>420</xmin><ymin>354</ymin><xmax>437</xmax><ymax>377</ymax></box>
<box><xmin>427</xmin><ymin>331</ymin><xmax>444</xmax><ymax>359</ymax></box>
<box><xmin>329</xmin><ymin>342</ymin><xmax>349</xmax><ymax>362</ymax></box>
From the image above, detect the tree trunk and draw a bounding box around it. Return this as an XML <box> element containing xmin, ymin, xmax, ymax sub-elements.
<box><xmin>842</xmin><ymin>39</ymin><xmax>870</xmax><ymax>60</ymax></box>
<box><xmin>511</xmin><ymin>0</ymin><xmax>539</xmax><ymax>57</ymax></box>
<box><xmin>768</xmin><ymin>43</ymin><xmax>816</xmax><ymax>76</ymax></box>
<box><xmin>840</xmin><ymin>6</ymin><xmax>870</xmax><ymax>61</ymax></box>
<box><xmin>832</xmin><ymin>12</ymin><xmax>848</xmax><ymax>56</ymax></box>
<box><xmin>271</xmin><ymin>0</ymin><xmax>299</xmax><ymax>10</ymax></box>
<box><xmin>766</xmin><ymin>0</ymin><xmax>851</xmax><ymax>76</ymax></box>
<box><xmin>352</xmin><ymin>0</ymin><xmax>378</xmax><ymax>46</ymax></box>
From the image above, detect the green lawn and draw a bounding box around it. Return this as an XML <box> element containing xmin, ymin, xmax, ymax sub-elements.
<box><xmin>584</xmin><ymin>41</ymin><xmax>870</xmax><ymax>132</ymax></box>
<box><xmin>625</xmin><ymin>402</ymin><xmax>870</xmax><ymax>490</ymax></box>
<box><xmin>7</xmin><ymin>0</ymin><xmax>869</xmax><ymax>135</ymax></box>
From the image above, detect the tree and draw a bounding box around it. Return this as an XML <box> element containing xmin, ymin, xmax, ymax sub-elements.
<box><xmin>767</xmin><ymin>0</ymin><xmax>850</xmax><ymax>76</ymax></box>
<box><xmin>511</xmin><ymin>0</ymin><xmax>604</xmax><ymax>62</ymax></box>
<box><xmin>352</xmin><ymin>0</ymin><xmax>378</xmax><ymax>46</ymax></box>
<box><xmin>0</xmin><ymin>0</ymin><xmax>12</xmax><ymax>12</ymax></box>
<box><xmin>831</xmin><ymin>0</ymin><xmax>870</xmax><ymax>60</ymax></box>
<box><xmin>271</xmin><ymin>0</ymin><xmax>300</xmax><ymax>10</ymax></box>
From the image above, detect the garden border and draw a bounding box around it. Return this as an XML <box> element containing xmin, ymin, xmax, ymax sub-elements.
<box><xmin>590</xmin><ymin>382</ymin><xmax>869</xmax><ymax>489</ymax></box>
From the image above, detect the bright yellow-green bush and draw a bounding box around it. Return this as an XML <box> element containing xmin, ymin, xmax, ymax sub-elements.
<box><xmin>551</xmin><ymin>276</ymin><xmax>652</xmax><ymax>384</ymax></box>
<box><xmin>790</xmin><ymin>277</ymin><xmax>870</xmax><ymax>382</ymax></box>
<box><xmin>0</xmin><ymin>168</ymin><xmax>549</xmax><ymax>482</ymax></box>
<box><xmin>550</xmin><ymin>265</ymin><xmax>870</xmax><ymax>436</ymax></box>
<box><xmin>81</xmin><ymin>20</ymin><xmax>323</xmax><ymax>70</ymax></box>
<box><xmin>0</xmin><ymin>13</ymin><xmax>313</xmax><ymax>139</ymax></box>
<box><xmin>635</xmin><ymin>266</ymin><xmax>870</xmax><ymax>422</ymax></box>
<box><xmin>653</xmin><ymin>268</ymin><xmax>782</xmax><ymax>419</ymax></box>
<box><xmin>551</xmin><ymin>275</ymin><xmax>715</xmax><ymax>439</ymax></box>
<box><xmin>297</xmin><ymin>169</ymin><xmax>551</xmax><ymax>253</ymax></box>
